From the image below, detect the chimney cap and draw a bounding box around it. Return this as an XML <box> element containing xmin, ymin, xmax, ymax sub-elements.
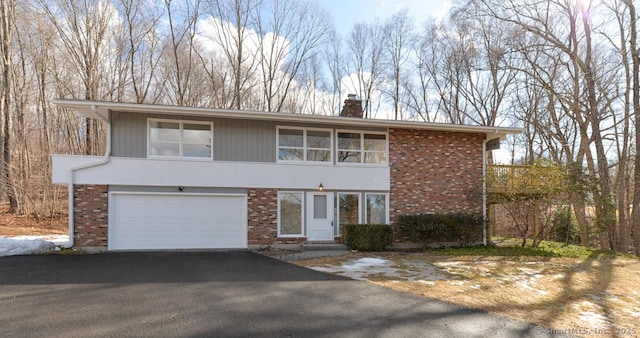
<box><xmin>347</xmin><ymin>93</ymin><xmax>358</xmax><ymax>99</ymax></box>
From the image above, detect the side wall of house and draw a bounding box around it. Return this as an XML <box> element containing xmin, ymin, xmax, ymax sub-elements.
<box><xmin>388</xmin><ymin>129</ymin><xmax>484</xmax><ymax>240</ymax></box>
<box><xmin>73</xmin><ymin>184</ymin><xmax>109</xmax><ymax>247</ymax></box>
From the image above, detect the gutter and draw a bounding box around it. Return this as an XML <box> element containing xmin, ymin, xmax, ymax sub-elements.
<box><xmin>63</xmin><ymin>105</ymin><xmax>111</xmax><ymax>248</ymax></box>
<box><xmin>52</xmin><ymin>99</ymin><xmax>523</xmax><ymax>136</ymax></box>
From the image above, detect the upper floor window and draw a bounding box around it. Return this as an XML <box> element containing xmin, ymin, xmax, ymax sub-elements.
<box><xmin>148</xmin><ymin>119</ymin><xmax>212</xmax><ymax>159</ymax></box>
<box><xmin>337</xmin><ymin>131</ymin><xmax>387</xmax><ymax>165</ymax></box>
<box><xmin>277</xmin><ymin>127</ymin><xmax>332</xmax><ymax>163</ymax></box>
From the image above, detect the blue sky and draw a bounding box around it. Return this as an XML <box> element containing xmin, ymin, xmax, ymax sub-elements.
<box><xmin>320</xmin><ymin>0</ymin><xmax>452</xmax><ymax>37</ymax></box>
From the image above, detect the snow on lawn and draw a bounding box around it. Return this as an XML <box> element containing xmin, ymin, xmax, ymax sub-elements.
<box><xmin>10</xmin><ymin>234</ymin><xmax>69</xmax><ymax>245</ymax></box>
<box><xmin>0</xmin><ymin>235</ymin><xmax>66</xmax><ymax>257</ymax></box>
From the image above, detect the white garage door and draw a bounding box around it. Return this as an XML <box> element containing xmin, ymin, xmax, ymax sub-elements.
<box><xmin>109</xmin><ymin>193</ymin><xmax>247</xmax><ymax>250</ymax></box>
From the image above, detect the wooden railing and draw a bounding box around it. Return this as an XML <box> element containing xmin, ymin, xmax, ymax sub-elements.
<box><xmin>487</xmin><ymin>164</ymin><xmax>564</xmax><ymax>203</ymax></box>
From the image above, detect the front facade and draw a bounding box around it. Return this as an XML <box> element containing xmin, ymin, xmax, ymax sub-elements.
<box><xmin>52</xmin><ymin>99</ymin><xmax>519</xmax><ymax>251</ymax></box>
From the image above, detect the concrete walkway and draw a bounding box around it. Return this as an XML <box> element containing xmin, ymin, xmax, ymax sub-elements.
<box><xmin>256</xmin><ymin>248</ymin><xmax>351</xmax><ymax>261</ymax></box>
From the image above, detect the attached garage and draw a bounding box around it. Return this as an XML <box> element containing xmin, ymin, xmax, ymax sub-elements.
<box><xmin>108</xmin><ymin>193</ymin><xmax>247</xmax><ymax>250</ymax></box>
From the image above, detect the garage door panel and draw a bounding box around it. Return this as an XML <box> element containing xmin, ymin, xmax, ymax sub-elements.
<box><xmin>110</xmin><ymin>194</ymin><xmax>247</xmax><ymax>250</ymax></box>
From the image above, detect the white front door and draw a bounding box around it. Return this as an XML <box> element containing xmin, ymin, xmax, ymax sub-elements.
<box><xmin>306</xmin><ymin>192</ymin><xmax>334</xmax><ymax>241</ymax></box>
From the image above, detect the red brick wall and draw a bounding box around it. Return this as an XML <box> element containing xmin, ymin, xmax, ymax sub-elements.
<box><xmin>388</xmin><ymin>129</ymin><xmax>484</xmax><ymax>227</ymax></box>
<box><xmin>73</xmin><ymin>184</ymin><xmax>108</xmax><ymax>247</ymax></box>
<box><xmin>247</xmin><ymin>188</ymin><xmax>306</xmax><ymax>246</ymax></box>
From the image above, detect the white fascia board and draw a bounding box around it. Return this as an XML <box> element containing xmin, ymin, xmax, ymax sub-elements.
<box><xmin>51</xmin><ymin>155</ymin><xmax>106</xmax><ymax>183</ymax></box>
<box><xmin>52</xmin><ymin>99</ymin><xmax>522</xmax><ymax>138</ymax></box>
<box><xmin>52</xmin><ymin>155</ymin><xmax>390</xmax><ymax>191</ymax></box>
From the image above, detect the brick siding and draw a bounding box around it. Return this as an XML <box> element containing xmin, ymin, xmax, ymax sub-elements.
<box><xmin>389</xmin><ymin>129</ymin><xmax>484</xmax><ymax>240</ymax></box>
<box><xmin>73</xmin><ymin>184</ymin><xmax>108</xmax><ymax>247</ymax></box>
<box><xmin>247</xmin><ymin>188</ymin><xmax>306</xmax><ymax>246</ymax></box>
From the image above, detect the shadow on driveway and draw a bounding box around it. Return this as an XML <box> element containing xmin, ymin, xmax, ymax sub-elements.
<box><xmin>0</xmin><ymin>251</ymin><xmax>571</xmax><ymax>337</ymax></box>
<box><xmin>0</xmin><ymin>251</ymin><xmax>347</xmax><ymax>284</ymax></box>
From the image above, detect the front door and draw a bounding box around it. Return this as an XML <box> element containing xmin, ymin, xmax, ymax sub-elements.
<box><xmin>307</xmin><ymin>192</ymin><xmax>334</xmax><ymax>241</ymax></box>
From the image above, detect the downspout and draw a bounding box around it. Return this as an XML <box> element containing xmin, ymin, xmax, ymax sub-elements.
<box><xmin>482</xmin><ymin>138</ymin><xmax>488</xmax><ymax>246</ymax></box>
<box><xmin>481</xmin><ymin>130</ymin><xmax>501</xmax><ymax>246</ymax></box>
<box><xmin>63</xmin><ymin>105</ymin><xmax>111</xmax><ymax>248</ymax></box>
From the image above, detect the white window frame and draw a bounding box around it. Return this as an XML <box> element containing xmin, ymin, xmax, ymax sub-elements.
<box><xmin>277</xmin><ymin>191</ymin><xmax>305</xmax><ymax>237</ymax></box>
<box><xmin>336</xmin><ymin>192</ymin><xmax>362</xmax><ymax>236</ymax></box>
<box><xmin>147</xmin><ymin>118</ymin><xmax>213</xmax><ymax>160</ymax></box>
<box><xmin>364</xmin><ymin>193</ymin><xmax>389</xmax><ymax>224</ymax></box>
<box><xmin>276</xmin><ymin>126</ymin><xmax>333</xmax><ymax>164</ymax></box>
<box><xmin>336</xmin><ymin>129</ymin><xmax>388</xmax><ymax>166</ymax></box>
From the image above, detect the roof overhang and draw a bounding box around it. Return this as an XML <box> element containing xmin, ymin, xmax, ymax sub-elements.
<box><xmin>52</xmin><ymin>99</ymin><xmax>522</xmax><ymax>140</ymax></box>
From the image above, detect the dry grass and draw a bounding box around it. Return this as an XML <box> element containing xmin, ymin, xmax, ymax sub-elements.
<box><xmin>297</xmin><ymin>252</ymin><xmax>640</xmax><ymax>337</ymax></box>
<box><xmin>0</xmin><ymin>203</ymin><xmax>67</xmax><ymax>237</ymax></box>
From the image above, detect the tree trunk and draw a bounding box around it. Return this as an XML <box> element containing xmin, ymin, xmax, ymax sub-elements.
<box><xmin>0</xmin><ymin>0</ymin><xmax>17</xmax><ymax>213</ymax></box>
<box><xmin>625</xmin><ymin>0</ymin><xmax>640</xmax><ymax>256</ymax></box>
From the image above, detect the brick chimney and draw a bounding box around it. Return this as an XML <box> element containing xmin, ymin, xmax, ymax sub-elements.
<box><xmin>339</xmin><ymin>94</ymin><xmax>363</xmax><ymax>118</ymax></box>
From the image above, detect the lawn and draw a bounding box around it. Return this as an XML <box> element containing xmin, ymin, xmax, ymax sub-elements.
<box><xmin>295</xmin><ymin>241</ymin><xmax>640</xmax><ymax>338</ymax></box>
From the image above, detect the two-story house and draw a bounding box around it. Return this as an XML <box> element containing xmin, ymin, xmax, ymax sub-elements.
<box><xmin>51</xmin><ymin>97</ymin><xmax>520</xmax><ymax>251</ymax></box>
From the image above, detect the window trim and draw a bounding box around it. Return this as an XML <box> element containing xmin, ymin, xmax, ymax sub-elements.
<box><xmin>364</xmin><ymin>192</ymin><xmax>389</xmax><ymax>224</ymax></box>
<box><xmin>336</xmin><ymin>129</ymin><xmax>388</xmax><ymax>166</ymax></box>
<box><xmin>276</xmin><ymin>126</ymin><xmax>334</xmax><ymax>164</ymax></box>
<box><xmin>277</xmin><ymin>191</ymin><xmax>305</xmax><ymax>237</ymax></box>
<box><xmin>147</xmin><ymin>118</ymin><xmax>213</xmax><ymax>160</ymax></box>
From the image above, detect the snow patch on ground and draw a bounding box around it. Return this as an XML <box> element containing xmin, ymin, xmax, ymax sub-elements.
<box><xmin>0</xmin><ymin>235</ymin><xmax>65</xmax><ymax>257</ymax></box>
<box><xmin>11</xmin><ymin>235</ymin><xmax>69</xmax><ymax>245</ymax></box>
<box><xmin>309</xmin><ymin>257</ymin><xmax>449</xmax><ymax>281</ymax></box>
<box><xmin>342</xmin><ymin>257</ymin><xmax>390</xmax><ymax>270</ymax></box>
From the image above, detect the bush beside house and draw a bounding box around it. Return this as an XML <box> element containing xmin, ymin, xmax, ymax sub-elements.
<box><xmin>341</xmin><ymin>224</ymin><xmax>394</xmax><ymax>251</ymax></box>
<box><xmin>397</xmin><ymin>213</ymin><xmax>484</xmax><ymax>247</ymax></box>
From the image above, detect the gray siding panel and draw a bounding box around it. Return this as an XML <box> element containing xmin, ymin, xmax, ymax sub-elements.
<box><xmin>215</xmin><ymin>119</ymin><xmax>276</xmax><ymax>162</ymax></box>
<box><xmin>110</xmin><ymin>111</ymin><xmax>385</xmax><ymax>161</ymax></box>
<box><xmin>111</xmin><ymin>112</ymin><xmax>277</xmax><ymax>162</ymax></box>
<box><xmin>111</xmin><ymin>111</ymin><xmax>147</xmax><ymax>158</ymax></box>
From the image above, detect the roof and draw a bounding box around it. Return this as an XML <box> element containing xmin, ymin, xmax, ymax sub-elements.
<box><xmin>52</xmin><ymin>99</ymin><xmax>522</xmax><ymax>139</ymax></box>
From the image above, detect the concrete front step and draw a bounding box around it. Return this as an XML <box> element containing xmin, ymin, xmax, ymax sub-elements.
<box><xmin>301</xmin><ymin>243</ymin><xmax>348</xmax><ymax>251</ymax></box>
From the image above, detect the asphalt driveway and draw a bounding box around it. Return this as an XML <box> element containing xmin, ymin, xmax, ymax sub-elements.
<box><xmin>0</xmin><ymin>251</ymin><xmax>566</xmax><ymax>337</ymax></box>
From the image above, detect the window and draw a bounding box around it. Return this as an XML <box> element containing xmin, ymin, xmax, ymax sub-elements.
<box><xmin>148</xmin><ymin>119</ymin><xmax>212</xmax><ymax>159</ymax></box>
<box><xmin>337</xmin><ymin>131</ymin><xmax>387</xmax><ymax>164</ymax></box>
<box><xmin>278</xmin><ymin>127</ymin><xmax>332</xmax><ymax>163</ymax></box>
<box><xmin>338</xmin><ymin>193</ymin><xmax>360</xmax><ymax>235</ymax></box>
<box><xmin>313</xmin><ymin>195</ymin><xmax>328</xmax><ymax>219</ymax></box>
<box><xmin>366</xmin><ymin>193</ymin><xmax>387</xmax><ymax>224</ymax></box>
<box><xmin>278</xmin><ymin>192</ymin><xmax>304</xmax><ymax>236</ymax></box>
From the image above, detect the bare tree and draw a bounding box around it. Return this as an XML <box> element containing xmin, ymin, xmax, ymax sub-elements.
<box><xmin>623</xmin><ymin>0</ymin><xmax>640</xmax><ymax>255</ymax></box>
<box><xmin>419</xmin><ymin>18</ymin><xmax>473</xmax><ymax>124</ymax></box>
<box><xmin>383</xmin><ymin>9</ymin><xmax>415</xmax><ymax>120</ymax></box>
<box><xmin>0</xmin><ymin>0</ymin><xmax>18</xmax><ymax>213</ymax></box>
<box><xmin>322</xmin><ymin>28</ymin><xmax>345</xmax><ymax>115</ymax></box>
<box><xmin>597</xmin><ymin>0</ymin><xmax>633</xmax><ymax>252</ymax></box>
<box><xmin>38</xmin><ymin>0</ymin><xmax>116</xmax><ymax>155</ymax></box>
<box><xmin>477</xmin><ymin>0</ymin><xmax>619</xmax><ymax>248</ymax></box>
<box><xmin>254</xmin><ymin>0</ymin><xmax>330</xmax><ymax>113</ymax></box>
<box><xmin>116</xmin><ymin>0</ymin><xmax>164</xmax><ymax>103</ymax></box>
<box><xmin>160</xmin><ymin>0</ymin><xmax>202</xmax><ymax>106</ymax></box>
<box><xmin>204</xmin><ymin>0</ymin><xmax>261</xmax><ymax>110</ymax></box>
<box><xmin>408</xmin><ymin>20</ymin><xmax>442</xmax><ymax>123</ymax></box>
<box><xmin>346</xmin><ymin>21</ymin><xmax>387</xmax><ymax>118</ymax></box>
